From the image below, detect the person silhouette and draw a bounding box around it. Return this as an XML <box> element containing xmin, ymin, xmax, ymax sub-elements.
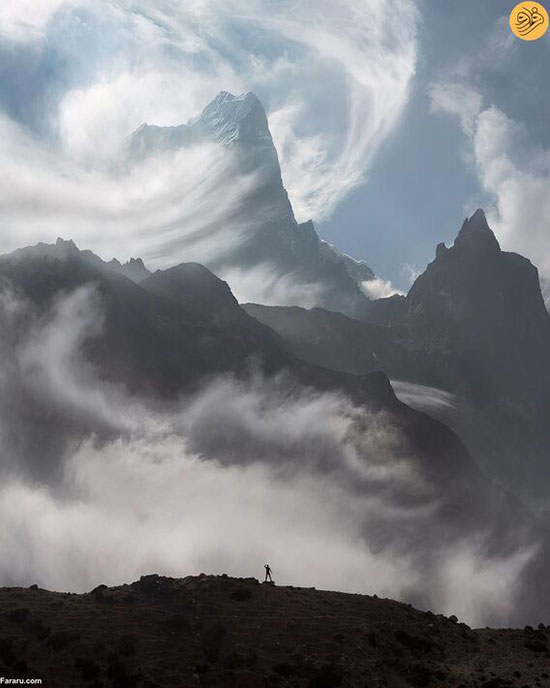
<box><xmin>264</xmin><ymin>563</ymin><xmax>273</xmax><ymax>583</ymax></box>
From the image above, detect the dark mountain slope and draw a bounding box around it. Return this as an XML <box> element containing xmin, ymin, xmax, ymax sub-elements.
<box><xmin>399</xmin><ymin>209</ymin><xmax>550</xmax><ymax>397</ymax></box>
<box><xmin>0</xmin><ymin>239</ymin><xmax>286</xmax><ymax>398</ymax></box>
<box><xmin>362</xmin><ymin>209</ymin><xmax>550</xmax><ymax>395</ymax></box>
<box><xmin>0</xmin><ymin>238</ymin><xmax>502</xmax><ymax>485</ymax></box>
<box><xmin>2</xmin><ymin>574</ymin><xmax>550</xmax><ymax>688</ymax></box>
<box><xmin>245</xmin><ymin>210</ymin><xmax>550</xmax><ymax>394</ymax></box>
<box><xmin>141</xmin><ymin>263</ymin><xmax>277</xmax><ymax>342</ymax></box>
<box><xmin>142</xmin><ymin>263</ymin><xmax>240</xmax><ymax>318</ymax></box>
<box><xmin>245</xmin><ymin>211</ymin><xmax>550</xmax><ymax>510</ymax></box>
<box><xmin>0</xmin><ymin>239</ymin><xmax>524</xmax><ymax>503</ymax></box>
<box><xmin>108</xmin><ymin>257</ymin><xmax>151</xmax><ymax>283</ymax></box>
<box><xmin>372</xmin><ymin>210</ymin><xmax>550</xmax><ymax>502</ymax></box>
<box><xmin>2</xmin><ymin>239</ymin><xmax>550</xmax><ymax>624</ymax></box>
<box><xmin>0</xmin><ymin>240</ymin><xmax>458</xmax><ymax>427</ymax></box>
<box><xmin>242</xmin><ymin>303</ymin><xmax>425</xmax><ymax>380</ymax></box>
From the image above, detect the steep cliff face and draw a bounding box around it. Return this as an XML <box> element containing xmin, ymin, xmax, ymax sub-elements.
<box><xmin>127</xmin><ymin>91</ymin><xmax>373</xmax><ymax>317</ymax></box>
<box><xmin>360</xmin><ymin>210</ymin><xmax>550</xmax><ymax>399</ymax></box>
<box><xmin>0</xmin><ymin>238</ymin><xmax>529</xmax><ymax>531</ymax></box>
<box><xmin>403</xmin><ymin>209</ymin><xmax>550</xmax><ymax>394</ymax></box>
<box><xmin>245</xmin><ymin>211</ymin><xmax>550</xmax><ymax>509</ymax></box>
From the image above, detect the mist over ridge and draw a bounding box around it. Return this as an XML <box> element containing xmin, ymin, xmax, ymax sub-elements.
<box><xmin>0</xmin><ymin>7</ymin><xmax>549</xmax><ymax>638</ymax></box>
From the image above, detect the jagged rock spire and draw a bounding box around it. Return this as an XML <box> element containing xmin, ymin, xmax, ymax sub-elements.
<box><xmin>453</xmin><ymin>209</ymin><xmax>500</xmax><ymax>254</ymax></box>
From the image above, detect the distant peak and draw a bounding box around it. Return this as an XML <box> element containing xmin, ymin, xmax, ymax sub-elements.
<box><xmin>141</xmin><ymin>262</ymin><xmax>238</xmax><ymax>316</ymax></box>
<box><xmin>453</xmin><ymin>209</ymin><xmax>500</xmax><ymax>254</ymax></box>
<box><xmin>198</xmin><ymin>90</ymin><xmax>271</xmax><ymax>147</ymax></box>
<box><xmin>3</xmin><ymin>237</ymin><xmax>90</xmax><ymax>265</ymax></box>
<box><xmin>127</xmin><ymin>90</ymin><xmax>272</xmax><ymax>157</ymax></box>
<box><xmin>461</xmin><ymin>209</ymin><xmax>492</xmax><ymax>234</ymax></box>
<box><xmin>203</xmin><ymin>90</ymin><xmax>264</xmax><ymax>118</ymax></box>
<box><xmin>470</xmin><ymin>208</ymin><xmax>488</xmax><ymax>223</ymax></box>
<box><xmin>213</xmin><ymin>91</ymin><xmax>261</xmax><ymax>105</ymax></box>
<box><xmin>109</xmin><ymin>256</ymin><xmax>151</xmax><ymax>283</ymax></box>
<box><xmin>55</xmin><ymin>237</ymin><xmax>79</xmax><ymax>252</ymax></box>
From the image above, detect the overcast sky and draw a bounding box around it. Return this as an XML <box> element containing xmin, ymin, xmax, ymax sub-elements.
<box><xmin>1</xmin><ymin>0</ymin><xmax>549</xmax><ymax>291</ymax></box>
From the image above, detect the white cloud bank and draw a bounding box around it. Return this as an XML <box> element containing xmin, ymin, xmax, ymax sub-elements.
<box><xmin>430</xmin><ymin>82</ymin><xmax>550</xmax><ymax>303</ymax></box>
<box><xmin>360</xmin><ymin>277</ymin><xmax>404</xmax><ymax>300</ymax></box>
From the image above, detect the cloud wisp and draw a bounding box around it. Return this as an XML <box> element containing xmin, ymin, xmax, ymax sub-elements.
<box><xmin>391</xmin><ymin>380</ymin><xmax>459</xmax><ymax>417</ymax></box>
<box><xmin>360</xmin><ymin>277</ymin><xmax>404</xmax><ymax>300</ymax></box>
<box><xmin>0</xmin><ymin>113</ymin><xmax>263</xmax><ymax>268</ymax></box>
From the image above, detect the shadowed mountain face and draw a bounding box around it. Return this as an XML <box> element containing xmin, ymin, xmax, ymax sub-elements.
<box><xmin>0</xmin><ymin>238</ymin><xmax>472</xmax><ymax>450</ymax></box>
<box><xmin>323</xmin><ymin>209</ymin><xmax>550</xmax><ymax>405</ymax></box>
<box><xmin>242</xmin><ymin>303</ymin><xmax>421</xmax><ymax>380</ymax></box>
<box><xmin>372</xmin><ymin>210</ymin><xmax>550</xmax><ymax>503</ymax></box>
<box><xmin>246</xmin><ymin>210</ymin><xmax>550</xmax><ymax>391</ymax></box>
<box><xmin>142</xmin><ymin>263</ymin><xmax>249</xmax><ymax>322</ymax></box>
<box><xmin>246</xmin><ymin>211</ymin><xmax>550</xmax><ymax>511</ymax></box>
<box><xmin>108</xmin><ymin>257</ymin><xmax>151</xmax><ymax>283</ymax></box>
<box><xmin>0</xmin><ymin>240</ymin><xmax>312</xmax><ymax>410</ymax></box>
<box><xmin>2</xmin><ymin>238</ymin><xmax>550</xmax><ymax>625</ymax></box>
<box><xmin>0</xmin><ymin>240</ymin><xmax>546</xmax><ymax>620</ymax></box>
<box><xmin>399</xmin><ymin>209</ymin><xmax>550</xmax><ymax>397</ymax></box>
<box><xmin>127</xmin><ymin>91</ymin><xmax>373</xmax><ymax>317</ymax></box>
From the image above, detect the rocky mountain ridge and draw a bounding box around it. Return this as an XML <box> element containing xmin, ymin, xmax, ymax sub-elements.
<box><xmin>1</xmin><ymin>574</ymin><xmax>550</xmax><ymax>687</ymax></box>
<box><xmin>245</xmin><ymin>210</ymin><xmax>550</xmax><ymax>511</ymax></box>
<box><xmin>1</xmin><ymin>237</ymin><xmax>549</xmax><ymax>626</ymax></box>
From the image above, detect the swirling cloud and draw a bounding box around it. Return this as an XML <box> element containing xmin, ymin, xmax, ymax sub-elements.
<box><xmin>0</xmin><ymin>0</ymin><xmax>418</xmax><ymax>263</ymax></box>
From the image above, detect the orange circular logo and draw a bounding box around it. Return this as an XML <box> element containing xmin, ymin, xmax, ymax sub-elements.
<box><xmin>510</xmin><ymin>2</ymin><xmax>548</xmax><ymax>40</ymax></box>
